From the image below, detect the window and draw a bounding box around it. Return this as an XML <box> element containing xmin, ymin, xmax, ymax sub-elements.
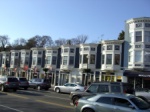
<box><xmin>87</xmin><ymin>84</ymin><xmax>99</xmax><ymax>93</ymax></box>
<box><xmin>114</xmin><ymin>98</ymin><xmax>131</xmax><ymax>108</ymax></box>
<box><xmin>106</xmin><ymin>54</ymin><xmax>112</xmax><ymax>64</ymax></box>
<box><xmin>145</xmin><ymin>23</ymin><xmax>150</xmax><ymax>27</ymax></box>
<box><xmin>25</xmin><ymin>57</ymin><xmax>29</xmax><ymax>65</ymax></box>
<box><xmin>135</xmin><ymin>31</ymin><xmax>142</xmax><ymax>42</ymax></box>
<box><xmin>84</xmin><ymin>47</ymin><xmax>89</xmax><ymax>51</ymax></box>
<box><xmin>98</xmin><ymin>85</ymin><xmax>109</xmax><ymax>92</ymax></box>
<box><xmin>14</xmin><ymin>59</ymin><xmax>19</xmax><ymax>66</ymax></box>
<box><xmin>115</xmin><ymin>54</ymin><xmax>120</xmax><ymax>65</ymax></box>
<box><xmin>145</xmin><ymin>45</ymin><xmax>150</xmax><ymax>48</ymax></box>
<box><xmin>144</xmin><ymin>51</ymin><xmax>150</xmax><ymax>62</ymax></box>
<box><xmin>115</xmin><ymin>45</ymin><xmax>120</xmax><ymax>50</ymax></box>
<box><xmin>22</xmin><ymin>52</ymin><xmax>25</xmax><ymax>55</ymax></box>
<box><xmin>135</xmin><ymin>23</ymin><xmax>142</xmax><ymax>27</ymax></box>
<box><xmin>102</xmin><ymin>55</ymin><xmax>105</xmax><ymax>64</ymax></box>
<box><xmin>37</xmin><ymin>57</ymin><xmax>41</xmax><ymax>65</ymax></box>
<box><xmin>97</xmin><ymin>97</ymin><xmax>112</xmax><ymax>104</ymax></box>
<box><xmin>107</xmin><ymin>45</ymin><xmax>112</xmax><ymax>50</ymax></box>
<box><xmin>38</xmin><ymin>51</ymin><xmax>42</xmax><ymax>55</ymax></box>
<box><xmin>79</xmin><ymin>55</ymin><xmax>82</xmax><ymax>63</ymax></box>
<box><xmin>90</xmin><ymin>54</ymin><xmax>95</xmax><ymax>64</ymax></box>
<box><xmin>69</xmin><ymin>56</ymin><xmax>74</xmax><ymax>65</ymax></box>
<box><xmin>135</xmin><ymin>45</ymin><xmax>141</xmax><ymax>48</ymax></box>
<box><xmin>52</xmin><ymin>56</ymin><xmax>57</xmax><ymax>65</ymax></box>
<box><xmin>63</xmin><ymin>56</ymin><xmax>68</xmax><ymax>65</ymax></box>
<box><xmin>11</xmin><ymin>53</ymin><xmax>14</xmax><ymax>56</ymax></box>
<box><xmin>128</xmin><ymin>52</ymin><xmax>132</xmax><ymax>62</ymax></box>
<box><xmin>83</xmin><ymin>54</ymin><xmax>88</xmax><ymax>64</ymax></box>
<box><xmin>47</xmin><ymin>50</ymin><xmax>52</xmax><ymax>53</ymax></box>
<box><xmin>91</xmin><ymin>47</ymin><xmax>95</xmax><ymax>51</ymax></box>
<box><xmin>64</xmin><ymin>48</ymin><xmax>68</xmax><ymax>53</ymax></box>
<box><xmin>46</xmin><ymin>56</ymin><xmax>51</xmax><ymax>64</ymax></box>
<box><xmin>135</xmin><ymin>51</ymin><xmax>142</xmax><ymax>62</ymax></box>
<box><xmin>53</xmin><ymin>51</ymin><xmax>57</xmax><ymax>53</ymax></box>
<box><xmin>26</xmin><ymin>52</ymin><xmax>29</xmax><ymax>55</ymax></box>
<box><xmin>70</xmin><ymin>49</ymin><xmax>74</xmax><ymax>53</ymax></box>
<box><xmin>33</xmin><ymin>51</ymin><xmax>37</xmax><ymax>54</ymax></box>
<box><xmin>15</xmin><ymin>53</ymin><xmax>18</xmax><ymax>56</ymax></box>
<box><xmin>111</xmin><ymin>86</ymin><xmax>121</xmax><ymax>92</ymax></box>
<box><xmin>32</xmin><ymin>57</ymin><xmax>36</xmax><ymax>65</ymax></box>
<box><xmin>102</xmin><ymin>46</ymin><xmax>105</xmax><ymax>50</ymax></box>
<box><xmin>144</xmin><ymin>31</ymin><xmax>150</xmax><ymax>42</ymax></box>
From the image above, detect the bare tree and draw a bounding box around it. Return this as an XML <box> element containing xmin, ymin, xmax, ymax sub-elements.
<box><xmin>76</xmin><ymin>35</ymin><xmax>88</xmax><ymax>44</ymax></box>
<box><xmin>54</xmin><ymin>38</ymin><xmax>67</xmax><ymax>46</ymax></box>
<box><xmin>0</xmin><ymin>35</ymin><xmax>10</xmax><ymax>51</ymax></box>
<box><xmin>71</xmin><ymin>35</ymin><xmax>88</xmax><ymax>45</ymax></box>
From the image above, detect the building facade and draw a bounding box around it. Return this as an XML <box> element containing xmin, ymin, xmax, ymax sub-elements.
<box><xmin>123</xmin><ymin>17</ymin><xmax>150</xmax><ymax>88</ymax></box>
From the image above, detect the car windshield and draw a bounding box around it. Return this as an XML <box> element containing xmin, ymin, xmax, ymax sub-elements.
<box><xmin>8</xmin><ymin>78</ymin><xmax>18</xmax><ymax>82</ymax></box>
<box><xmin>130</xmin><ymin>97</ymin><xmax>150</xmax><ymax>110</ymax></box>
<box><xmin>19</xmin><ymin>78</ymin><xmax>27</xmax><ymax>81</ymax></box>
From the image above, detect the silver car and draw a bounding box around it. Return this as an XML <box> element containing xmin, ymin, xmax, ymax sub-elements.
<box><xmin>54</xmin><ymin>83</ymin><xmax>85</xmax><ymax>93</ymax></box>
<box><xmin>75</xmin><ymin>93</ymin><xmax>150</xmax><ymax>112</ymax></box>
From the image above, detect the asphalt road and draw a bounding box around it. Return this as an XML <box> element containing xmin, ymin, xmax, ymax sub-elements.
<box><xmin>0</xmin><ymin>89</ymin><xmax>74</xmax><ymax>112</ymax></box>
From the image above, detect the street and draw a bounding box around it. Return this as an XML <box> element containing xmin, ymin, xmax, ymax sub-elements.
<box><xmin>0</xmin><ymin>89</ymin><xmax>74</xmax><ymax>112</ymax></box>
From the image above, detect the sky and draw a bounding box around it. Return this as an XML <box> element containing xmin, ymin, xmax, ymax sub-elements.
<box><xmin>0</xmin><ymin>0</ymin><xmax>150</xmax><ymax>44</ymax></box>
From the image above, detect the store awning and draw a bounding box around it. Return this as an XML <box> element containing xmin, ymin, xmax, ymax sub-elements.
<box><xmin>123</xmin><ymin>70</ymin><xmax>150</xmax><ymax>77</ymax></box>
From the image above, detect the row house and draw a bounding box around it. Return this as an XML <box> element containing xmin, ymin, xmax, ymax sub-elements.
<box><xmin>0</xmin><ymin>41</ymin><xmax>125</xmax><ymax>86</ymax></box>
<box><xmin>1</xmin><ymin>17</ymin><xmax>149</xmax><ymax>87</ymax></box>
<box><xmin>124</xmin><ymin>17</ymin><xmax>150</xmax><ymax>89</ymax></box>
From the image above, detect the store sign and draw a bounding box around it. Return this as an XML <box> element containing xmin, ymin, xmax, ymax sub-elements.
<box><xmin>138</xmin><ymin>74</ymin><xmax>150</xmax><ymax>77</ymax></box>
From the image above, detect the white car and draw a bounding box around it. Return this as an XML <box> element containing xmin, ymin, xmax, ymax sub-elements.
<box><xmin>54</xmin><ymin>83</ymin><xmax>85</xmax><ymax>93</ymax></box>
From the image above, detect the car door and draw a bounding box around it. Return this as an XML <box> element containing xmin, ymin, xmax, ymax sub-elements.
<box><xmin>61</xmin><ymin>83</ymin><xmax>71</xmax><ymax>93</ymax></box>
<box><xmin>29</xmin><ymin>79</ymin><xmax>36</xmax><ymax>88</ymax></box>
<box><xmin>94</xmin><ymin>96</ymin><xmax>115</xmax><ymax>112</ymax></box>
<box><xmin>113</xmin><ymin>97</ymin><xmax>135</xmax><ymax>112</ymax></box>
<box><xmin>69</xmin><ymin>84</ymin><xmax>76</xmax><ymax>93</ymax></box>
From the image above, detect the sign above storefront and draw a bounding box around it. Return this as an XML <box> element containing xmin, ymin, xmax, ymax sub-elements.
<box><xmin>138</xmin><ymin>74</ymin><xmax>150</xmax><ymax>77</ymax></box>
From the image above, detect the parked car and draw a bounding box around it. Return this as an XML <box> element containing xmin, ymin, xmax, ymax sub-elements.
<box><xmin>135</xmin><ymin>88</ymin><xmax>150</xmax><ymax>103</ymax></box>
<box><xmin>54</xmin><ymin>83</ymin><xmax>85</xmax><ymax>93</ymax></box>
<box><xmin>75</xmin><ymin>93</ymin><xmax>150</xmax><ymax>112</ymax></box>
<box><xmin>17</xmin><ymin>77</ymin><xmax>29</xmax><ymax>90</ymax></box>
<box><xmin>0</xmin><ymin>76</ymin><xmax>19</xmax><ymax>92</ymax></box>
<box><xmin>28</xmin><ymin>78</ymin><xmax>51</xmax><ymax>90</ymax></box>
<box><xmin>70</xmin><ymin>82</ymin><xmax>135</xmax><ymax>105</ymax></box>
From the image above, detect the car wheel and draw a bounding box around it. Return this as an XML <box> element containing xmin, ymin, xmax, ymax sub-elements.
<box><xmin>82</xmin><ymin>108</ymin><xmax>94</xmax><ymax>112</ymax></box>
<box><xmin>24</xmin><ymin>87</ymin><xmax>28</xmax><ymax>90</ymax></box>
<box><xmin>13</xmin><ymin>89</ymin><xmax>17</xmax><ymax>92</ymax></box>
<box><xmin>73</xmin><ymin>96</ymin><xmax>79</xmax><ymax>105</ymax></box>
<box><xmin>55</xmin><ymin>88</ymin><xmax>60</xmax><ymax>93</ymax></box>
<box><xmin>37</xmin><ymin>86</ymin><xmax>41</xmax><ymax>90</ymax></box>
<box><xmin>1</xmin><ymin>85</ymin><xmax>5</xmax><ymax>92</ymax></box>
<box><xmin>75</xmin><ymin>89</ymin><xmax>80</xmax><ymax>91</ymax></box>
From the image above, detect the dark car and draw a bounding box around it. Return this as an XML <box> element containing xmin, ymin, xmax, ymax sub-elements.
<box><xmin>70</xmin><ymin>82</ymin><xmax>135</xmax><ymax>105</ymax></box>
<box><xmin>17</xmin><ymin>77</ymin><xmax>29</xmax><ymax>90</ymax></box>
<box><xmin>28</xmin><ymin>78</ymin><xmax>51</xmax><ymax>90</ymax></box>
<box><xmin>0</xmin><ymin>76</ymin><xmax>19</xmax><ymax>92</ymax></box>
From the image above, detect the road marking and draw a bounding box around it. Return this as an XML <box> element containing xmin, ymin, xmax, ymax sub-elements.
<box><xmin>36</xmin><ymin>100</ymin><xmax>74</xmax><ymax>109</ymax></box>
<box><xmin>44</xmin><ymin>95</ymin><xmax>70</xmax><ymax>100</ymax></box>
<box><xmin>0</xmin><ymin>104</ymin><xmax>24</xmax><ymax>112</ymax></box>
<box><xmin>0</xmin><ymin>92</ymin><xmax>29</xmax><ymax>99</ymax></box>
<box><xmin>7</xmin><ymin>93</ymin><xmax>29</xmax><ymax>99</ymax></box>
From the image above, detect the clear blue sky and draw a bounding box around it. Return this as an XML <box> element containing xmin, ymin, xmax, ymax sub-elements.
<box><xmin>0</xmin><ymin>0</ymin><xmax>150</xmax><ymax>44</ymax></box>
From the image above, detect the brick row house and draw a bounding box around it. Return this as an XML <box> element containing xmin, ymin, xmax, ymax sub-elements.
<box><xmin>0</xmin><ymin>17</ymin><xmax>150</xmax><ymax>88</ymax></box>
